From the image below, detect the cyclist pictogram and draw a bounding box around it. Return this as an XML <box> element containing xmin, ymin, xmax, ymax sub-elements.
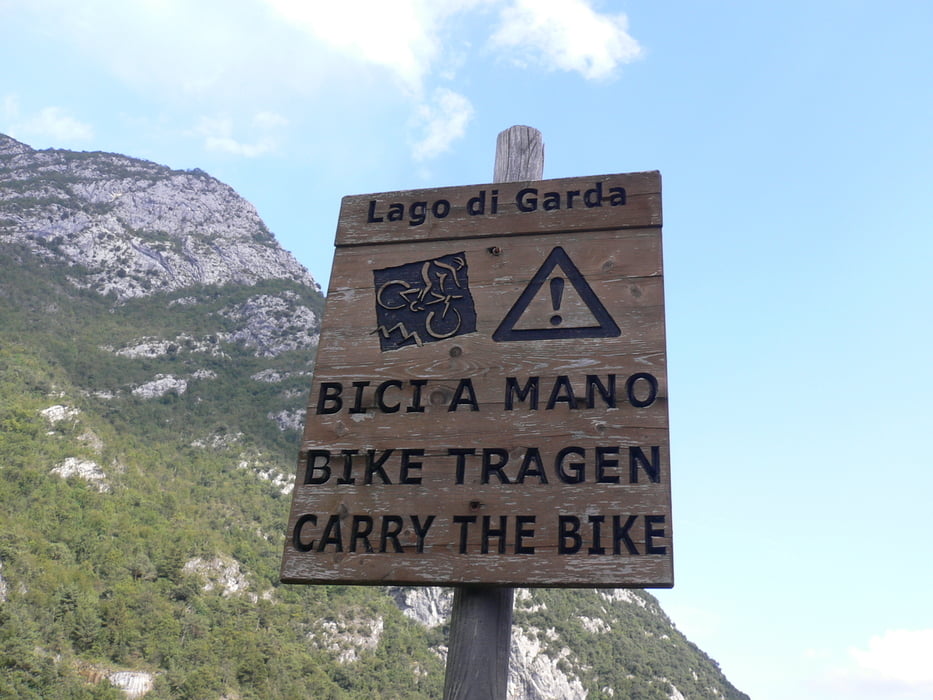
<box><xmin>373</xmin><ymin>252</ymin><xmax>477</xmax><ymax>351</ymax></box>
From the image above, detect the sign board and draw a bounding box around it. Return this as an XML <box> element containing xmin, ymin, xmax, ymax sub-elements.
<box><xmin>280</xmin><ymin>171</ymin><xmax>672</xmax><ymax>587</ymax></box>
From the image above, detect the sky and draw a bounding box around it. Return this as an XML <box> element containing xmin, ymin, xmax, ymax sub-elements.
<box><xmin>2</xmin><ymin>1</ymin><xmax>932</xmax><ymax>698</ymax></box>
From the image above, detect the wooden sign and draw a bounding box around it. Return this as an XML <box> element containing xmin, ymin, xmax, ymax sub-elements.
<box><xmin>280</xmin><ymin>171</ymin><xmax>672</xmax><ymax>587</ymax></box>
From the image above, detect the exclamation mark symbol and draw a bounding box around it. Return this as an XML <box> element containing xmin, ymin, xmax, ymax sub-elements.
<box><xmin>550</xmin><ymin>277</ymin><xmax>565</xmax><ymax>326</ymax></box>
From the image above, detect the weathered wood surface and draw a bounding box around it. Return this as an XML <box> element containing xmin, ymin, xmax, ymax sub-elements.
<box><xmin>281</xmin><ymin>128</ymin><xmax>671</xmax><ymax>589</ymax></box>
<box><xmin>444</xmin><ymin>586</ymin><xmax>514</xmax><ymax>700</ymax></box>
<box><xmin>335</xmin><ymin>171</ymin><xmax>661</xmax><ymax>247</ymax></box>
<box><xmin>282</xmin><ymin>484</ymin><xmax>672</xmax><ymax>586</ymax></box>
<box><xmin>494</xmin><ymin>124</ymin><xmax>544</xmax><ymax>183</ymax></box>
<box><xmin>317</xmin><ymin>230</ymin><xmax>666</xmax><ymax>375</ymax></box>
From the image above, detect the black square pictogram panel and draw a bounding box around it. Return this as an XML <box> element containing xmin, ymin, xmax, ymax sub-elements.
<box><xmin>373</xmin><ymin>252</ymin><xmax>477</xmax><ymax>351</ymax></box>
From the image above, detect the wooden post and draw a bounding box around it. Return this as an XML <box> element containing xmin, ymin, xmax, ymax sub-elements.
<box><xmin>493</xmin><ymin>125</ymin><xmax>545</xmax><ymax>183</ymax></box>
<box><xmin>442</xmin><ymin>125</ymin><xmax>545</xmax><ymax>700</ymax></box>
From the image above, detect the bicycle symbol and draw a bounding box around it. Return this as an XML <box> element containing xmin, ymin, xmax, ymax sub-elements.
<box><xmin>372</xmin><ymin>252</ymin><xmax>477</xmax><ymax>351</ymax></box>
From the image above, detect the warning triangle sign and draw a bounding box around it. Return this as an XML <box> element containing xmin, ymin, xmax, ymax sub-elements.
<box><xmin>493</xmin><ymin>246</ymin><xmax>621</xmax><ymax>342</ymax></box>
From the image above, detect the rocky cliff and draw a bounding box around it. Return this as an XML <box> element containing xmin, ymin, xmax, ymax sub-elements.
<box><xmin>0</xmin><ymin>133</ymin><xmax>317</xmax><ymax>299</ymax></box>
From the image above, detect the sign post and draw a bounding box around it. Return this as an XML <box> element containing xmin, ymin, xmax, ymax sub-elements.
<box><xmin>282</xmin><ymin>125</ymin><xmax>672</xmax><ymax>696</ymax></box>
<box><xmin>443</xmin><ymin>125</ymin><xmax>544</xmax><ymax>700</ymax></box>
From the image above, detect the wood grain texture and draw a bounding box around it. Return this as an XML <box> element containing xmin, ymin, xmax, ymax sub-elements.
<box><xmin>443</xmin><ymin>586</ymin><xmax>514</xmax><ymax>700</ymax></box>
<box><xmin>281</xmin><ymin>129</ymin><xmax>671</xmax><ymax>590</ymax></box>
<box><xmin>494</xmin><ymin>124</ymin><xmax>544</xmax><ymax>183</ymax></box>
<box><xmin>335</xmin><ymin>171</ymin><xmax>660</xmax><ymax>247</ymax></box>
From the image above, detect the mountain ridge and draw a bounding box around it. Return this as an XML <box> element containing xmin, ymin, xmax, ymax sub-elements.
<box><xmin>0</xmin><ymin>133</ymin><xmax>318</xmax><ymax>300</ymax></box>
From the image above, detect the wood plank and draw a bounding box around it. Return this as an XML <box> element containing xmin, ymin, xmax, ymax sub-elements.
<box><xmin>282</xmin><ymin>483</ymin><xmax>672</xmax><ymax>586</ymax></box>
<box><xmin>327</xmin><ymin>228</ymin><xmax>664</xmax><ymax>293</ymax></box>
<box><xmin>299</xmin><ymin>410</ymin><xmax>671</xmax><ymax>448</ymax></box>
<box><xmin>335</xmin><ymin>171</ymin><xmax>661</xmax><ymax>247</ymax></box>
<box><xmin>294</xmin><ymin>430</ymin><xmax>672</xmax><ymax>477</ymax></box>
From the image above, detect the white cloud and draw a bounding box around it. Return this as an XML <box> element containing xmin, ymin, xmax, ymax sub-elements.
<box><xmin>253</xmin><ymin>111</ymin><xmax>289</xmax><ymax>129</ymax></box>
<box><xmin>410</xmin><ymin>88</ymin><xmax>475</xmax><ymax>161</ymax></box>
<box><xmin>489</xmin><ymin>0</ymin><xmax>642</xmax><ymax>80</ymax></box>
<box><xmin>18</xmin><ymin>0</ymin><xmax>331</xmax><ymax>104</ymax></box>
<box><xmin>195</xmin><ymin>112</ymin><xmax>287</xmax><ymax>157</ymax></box>
<box><xmin>261</xmin><ymin>0</ymin><xmax>444</xmax><ymax>94</ymax></box>
<box><xmin>850</xmin><ymin>629</ymin><xmax>933</xmax><ymax>686</ymax></box>
<box><xmin>30</xmin><ymin>107</ymin><xmax>94</xmax><ymax>142</ymax></box>
<box><xmin>5</xmin><ymin>0</ymin><xmax>644</xmax><ymax>162</ymax></box>
<box><xmin>1</xmin><ymin>95</ymin><xmax>20</xmax><ymax>135</ymax></box>
<box><xmin>2</xmin><ymin>96</ymin><xmax>94</xmax><ymax>146</ymax></box>
<box><xmin>22</xmin><ymin>0</ymin><xmax>483</xmax><ymax>102</ymax></box>
<box><xmin>819</xmin><ymin>629</ymin><xmax>933</xmax><ymax>699</ymax></box>
<box><xmin>54</xmin><ymin>0</ymin><xmax>642</xmax><ymax>99</ymax></box>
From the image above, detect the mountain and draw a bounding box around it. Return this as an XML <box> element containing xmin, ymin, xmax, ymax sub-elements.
<box><xmin>0</xmin><ymin>133</ymin><xmax>748</xmax><ymax>700</ymax></box>
<box><xmin>0</xmin><ymin>133</ymin><xmax>317</xmax><ymax>300</ymax></box>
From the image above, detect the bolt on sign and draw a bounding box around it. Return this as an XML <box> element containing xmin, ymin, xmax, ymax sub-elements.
<box><xmin>280</xmin><ymin>171</ymin><xmax>672</xmax><ymax>588</ymax></box>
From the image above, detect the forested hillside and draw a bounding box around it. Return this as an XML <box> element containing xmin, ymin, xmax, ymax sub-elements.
<box><xmin>0</xmin><ymin>134</ymin><xmax>747</xmax><ymax>699</ymax></box>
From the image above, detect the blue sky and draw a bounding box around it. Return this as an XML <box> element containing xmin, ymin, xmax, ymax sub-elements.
<box><xmin>3</xmin><ymin>1</ymin><xmax>932</xmax><ymax>698</ymax></box>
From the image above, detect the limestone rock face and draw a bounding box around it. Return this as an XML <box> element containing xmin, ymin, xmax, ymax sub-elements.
<box><xmin>51</xmin><ymin>457</ymin><xmax>110</xmax><ymax>492</ymax></box>
<box><xmin>387</xmin><ymin>586</ymin><xmax>453</xmax><ymax>629</ymax></box>
<box><xmin>107</xmin><ymin>671</ymin><xmax>154</xmax><ymax>699</ymax></box>
<box><xmin>387</xmin><ymin>586</ymin><xmax>741</xmax><ymax>700</ymax></box>
<box><xmin>219</xmin><ymin>292</ymin><xmax>319</xmax><ymax>357</ymax></box>
<box><xmin>0</xmin><ymin>133</ymin><xmax>318</xmax><ymax>299</ymax></box>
